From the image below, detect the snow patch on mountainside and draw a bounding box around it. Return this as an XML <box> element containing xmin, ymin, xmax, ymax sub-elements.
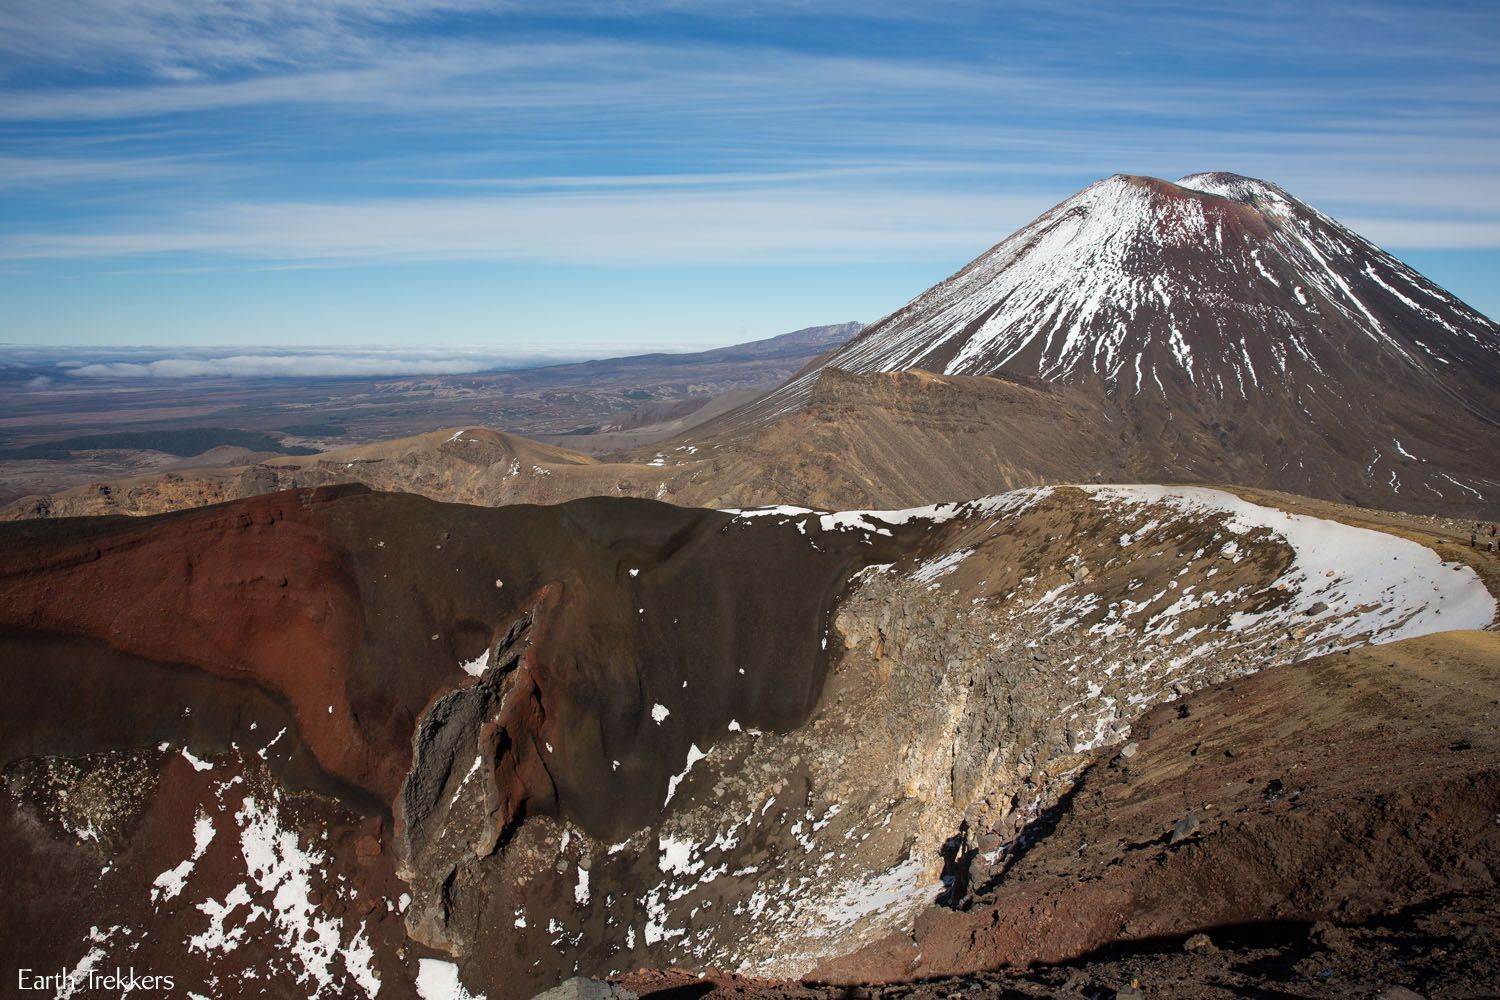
<box><xmin>743</xmin><ymin>171</ymin><xmax>1500</xmax><ymax>425</ymax></box>
<box><xmin>1081</xmin><ymin>485</ymin><xmax>1495</xmax><ymax>643</ymax></box>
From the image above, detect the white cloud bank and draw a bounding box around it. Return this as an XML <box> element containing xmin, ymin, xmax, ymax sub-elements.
<box><xmin>68</xmin><ymin>354</ymin><xmax>502</xmax><ymax>378</ymax></box>
<box><xmin>0</xmin><ymin>186</ymin><xmax>1059</xmax><ymax>266</ymax></box>
<box><xmin>7</xmin><ymin>179</ymin><xmax>1496</xmax><ymax>277</ymax></box>
<box><xmin>29</xmin><ymin>347</ymin><xmax>570</xmax><ymax>379</ymax></box>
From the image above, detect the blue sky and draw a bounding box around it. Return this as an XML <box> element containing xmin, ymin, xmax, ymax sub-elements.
<box><xmin>1</xmin><ymin>1</ymin><xmax>1497</xmax><ymax>359</ymax></box>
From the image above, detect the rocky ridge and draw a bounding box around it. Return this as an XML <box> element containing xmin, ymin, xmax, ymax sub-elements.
<box><xmin>3</xmin><ymin>484</ymin><xmax>1491</xmax><ymax>997</ymax></box>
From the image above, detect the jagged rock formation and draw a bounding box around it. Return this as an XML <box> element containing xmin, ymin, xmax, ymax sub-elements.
<box><xmin>0</xmin><ymin>486</ymin><xmax>914</xmax><ymax>995</ymax></box>
<box><xmin>612</xmin><ymin>632</ymin><xmax>1500</xmax><ymax>1000</ymax></box>
<box><xmin>816</xmin><ymin>629</ymin><xmax>1500</xmax><ymax>988</ymax></box>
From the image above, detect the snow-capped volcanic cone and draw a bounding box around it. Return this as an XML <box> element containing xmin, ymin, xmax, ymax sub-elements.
<box><xmin>733</xmin><ymin>172</ymin><xmax>1500</xmax><ymax>510</ymax></box>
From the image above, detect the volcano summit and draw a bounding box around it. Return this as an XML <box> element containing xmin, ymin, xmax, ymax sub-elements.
<box><xmin>715</xmin><ymin>172</ymin><xmax>1500</xmax><ymax>511</ymax></box>
<box><xmin>763</xmin><ymin>172</ymin><xmax>1498</xmax><ymax>402</ymax></box>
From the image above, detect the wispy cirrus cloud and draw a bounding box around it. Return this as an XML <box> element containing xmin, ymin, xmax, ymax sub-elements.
<box><xmin>68</xmin><ymin>352</ymin><xmax>511</xmax><ymax>378</ymax></box>
<box><xmin>2</xmin><ymin>0</ymin><xmax>1498</xmax><ymax>341</ymax></box>
<box><xmin>3</xmin><ymin>36</ymin><xmax>1493</xmax><ymax>129</ymax></box>
<box><xmin>0</xmin><ymin>154</ymin><xmax>217</xmax><ymax>187</ymax></box>
<box><xmin>8</xmin><ymin>180</ymin><xmax>1496</xmax><ymax>273</ymax></box>
<box><xmin>0</xmin><ymin>185</ymin><xmax>1056</xmax><ymax>264</ymax></box>
<box><xmin>0</xmin><ymin>0</ymin><xmax>496</xmax><ymax>77</ymax></box>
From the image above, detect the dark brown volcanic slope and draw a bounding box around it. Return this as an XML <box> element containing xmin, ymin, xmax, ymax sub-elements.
<box><xmin>707</xmin><ymin>172</ymin><xmax>1500</xmax><ymax>511</ymax></box>
<box><xmin>821</xmin><ymin>629</ymin><xmax>1500</xmax><ymax>984</ymax></box>
<box><xmin>14</xmin><ymin>358</ymin><xmax>1500</xmax><ymax>520</ymax></box>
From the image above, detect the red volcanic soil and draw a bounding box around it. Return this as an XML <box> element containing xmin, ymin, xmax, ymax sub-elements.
<box><xmin>0</xmin><ymin>485</ymin><xmax>918</xmax><ymax>833</ymax></box>
<box><xmin>0</xmin><ymin>747</ymin><xmax>413</xmax><ymax>999</ymax></box>
<box><xmin>0</xmin><ymin>489</ymin><xmax>387</xmax><ymax>795</ymax></box>
<box><xmin>1134</xmin><ymin>174</ymin><xmax>1272</xmax><ymax>243</ymax></box>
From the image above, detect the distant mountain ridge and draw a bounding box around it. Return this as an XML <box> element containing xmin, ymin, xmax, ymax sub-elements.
<box><xmin>496</xmin><ymin>321</ymin><xmax>861</xmax><ymax>385</ymax></box>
